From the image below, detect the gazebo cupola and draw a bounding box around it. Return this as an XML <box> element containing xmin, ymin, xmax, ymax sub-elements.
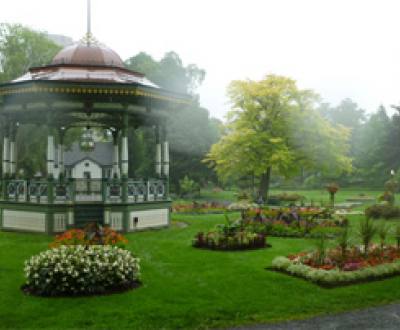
<box><xmin>0</xmin><ymin>0</ymin><xmax>190</xmax><ymax>234</ymax></box>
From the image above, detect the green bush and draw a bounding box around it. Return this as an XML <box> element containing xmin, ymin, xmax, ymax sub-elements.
<box><xmin>365</xmin><ymin>204</ymin><xmax>400</xmax><ymax>220</ymax></box>
<box><xmin>24</xmin><ymin>245</ymin><xmax>140</xmax><ymax>296</ymax></box>
<box><xmin>267</xmin><ymin>193</ymin><xmax>305</xmax><ymax>204</ymax></box>
<box><xmin>179</xmin><ymin>176</ymin><xmax>200</xmax><ymax>197</ymax></box>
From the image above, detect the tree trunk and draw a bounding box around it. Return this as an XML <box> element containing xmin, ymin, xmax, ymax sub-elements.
<box><xmin>258</xmin><ymin>167</ymin><xmax>272</xmax><ymax>202</ymax></box>
<box><xmin>300</xmin><ymin>167</ymin><xmax>305</xmax><ymax>185</ymax></box>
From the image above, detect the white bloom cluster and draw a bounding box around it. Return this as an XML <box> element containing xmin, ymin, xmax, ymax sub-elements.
<box><xmin>24</xmin><ymin>245</ymin><xmax>140</xmax><ymax>295</ymax></box>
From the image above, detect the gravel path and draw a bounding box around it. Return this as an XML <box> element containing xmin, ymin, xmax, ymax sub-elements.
<box><xmin>229</xmin><ymin>303</ymin><xmax>400</xmax><ymax>330</ymax></box>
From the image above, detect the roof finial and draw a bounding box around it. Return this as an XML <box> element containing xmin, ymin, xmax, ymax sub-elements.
<box><xmin>82</xmin><ymin>0</ymin><xmax>97</xmax><ymax>45</ymax></box>
<box><xmin>87</xmin><ymin>0</ymin><xmax>91</xmax><ymax>38</ymax></box>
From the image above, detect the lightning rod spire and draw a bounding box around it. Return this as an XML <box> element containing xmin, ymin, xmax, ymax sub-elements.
<box><xmin>86</xmin><ymin>0</ymin><xmax>92</xmax><ymax>45</ymax></box>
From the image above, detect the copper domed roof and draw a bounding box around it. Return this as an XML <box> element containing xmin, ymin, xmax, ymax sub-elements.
<box><xmin>52</xmin><ymin>42</ymin><xmax>125</xmax><ymax>68</ymax></box>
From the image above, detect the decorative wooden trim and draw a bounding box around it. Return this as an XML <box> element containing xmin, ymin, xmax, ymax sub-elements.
<box><xmin>0</xmin><ymin>85</ymin><xmax>190</xmax><ymax>104</ymax></box>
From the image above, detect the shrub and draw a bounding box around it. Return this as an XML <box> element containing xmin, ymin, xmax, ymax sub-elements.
<box><xmin>179</xmin><ymin>176</ymin><xmax>200</xmax><ymax>197</ymax></box>
<box><xmin>378</xmin><ymin>222</ymin><xmax>390</xmax><ymax>249</ymax></box>
<box><xmin>267</xmin><ymin>193</ymin><xmax>305</xmax><ymax>205</ymax></box>
<box><xmin>378</xmin><ymin>191</ymin><xmax>395</xmax><ymax>205</ymax></box>
<box><xmin>358</xmin><ymin>218</ymin><xmax>377</xmax><ymax>255</ymax></box>
<box><xmin>193</xmin><ymin>220</ymin><xmax>268</xmax><ymax>251</ymax></box>
<box><xmin>23</xmin><ymin>245</ymin><xmax>140</xmax><ymax>296</ymax></box>
<box><xmin>365</xmin><ymin>204</ymin><xmax>400</xmax><ymax>220</ymax></box>
<box><xmin>396</xmin><ymin>225</ymin><xmax>400</xmax><ymax>250</ymax></box>
<box><xmin>336</xmin><ymin>226</ymin><xmax>350</xmax><ymax>261</ymax></box>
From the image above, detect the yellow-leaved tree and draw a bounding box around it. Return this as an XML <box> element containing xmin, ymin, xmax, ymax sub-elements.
<box><xmin>204</xmin><ymin>74</ymin><xmax>352</xmax><ymax>200</ymax></box>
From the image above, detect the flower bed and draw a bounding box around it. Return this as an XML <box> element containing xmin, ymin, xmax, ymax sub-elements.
<box><xmin>248</xmin><ymin>219</ymin><xmax>344</xmax><ymax>238</ymax></box>
<box><xmin>268</xmin><ymin>217</ymin><xmax>400</xmax><ymax>286</ymax></box>
<box><xmin>193</xmin><ymin>220</ymin><xmax>270</xmax><ymax>251</ymax></box>
<box><xmin>50</xmin><ymin>223</ymin><xmax>128</xmax><ymax>248</ymax></box>
<box><xmin>22</xmin><ymin>245</ymin><xmax>140</xmax><ymax>297</ymax></box>
<box><xmin>172</xmin><ymin>201</ymin><xmax>228</xmax><ymax>214</ymax></box>
<box><xmin>246</xmin><ymin>207</ymin><xmax>347</xmax><ymax>238</ymax></box>
<box><xmin>270</xmin><ymin>253</ymin><xmax>400</xmax><ymax>287</ymax></box>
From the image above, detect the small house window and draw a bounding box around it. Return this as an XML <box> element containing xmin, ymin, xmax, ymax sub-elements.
<box><xmin>85</xmin><ymin>162</ymin><xmax>90</xmax><ymax>167</ymax></box>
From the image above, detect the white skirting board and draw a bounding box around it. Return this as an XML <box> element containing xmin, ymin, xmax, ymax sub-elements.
<box><xmin>129</xmin><ymin>209</ymin><xmax>168</xmax><ymax>230</ymax></box>
<box><xmin>2</xmin><ymin>210</ymin><xmax>46</xmax><ymax>232</ymax></box>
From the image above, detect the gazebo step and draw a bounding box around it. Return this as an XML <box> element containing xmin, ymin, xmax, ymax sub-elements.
<box><xmin>74</xmin><ymin>204</ymin><xmax>104</xmax><ymax>228</ymax></box>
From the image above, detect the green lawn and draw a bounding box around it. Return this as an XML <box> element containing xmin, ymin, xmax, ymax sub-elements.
<box><xmin>2</xmin><ymin>212</ymin><xmax>400</xmax><ymax>329</ymax></box>
<box><xmin>180</xmin><ymin>188</ymin><xmax>385</xmax><ymax>206</ymax></box>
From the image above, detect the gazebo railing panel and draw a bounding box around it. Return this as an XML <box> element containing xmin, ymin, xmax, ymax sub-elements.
<box><xmin>28</xmin><ymin>181</ymin><xmax>49</xmax><ymax>203</ymax></box>
<box><xmin>127</xmin><ymin>180</ymin><xmax>147</xmax><ymax>202</ymax></box>
<box><xmin>106</xmin><ymin>180</ymin><xmax>122</xmax><ymax>202</ymax></box>
<box><xmin>6</xmin><ymin>180</ymin><xmax>28</xmax><ymax>202</ymax></box>
<box><xmin>2</xmin><ymin>178</ymin><xmax>167</xmax><ymax>204</ymax></box>
<box><xmin>54</xmin><ymin>182</ymin><xmax>71</xmax><ymax>203</ymax></box>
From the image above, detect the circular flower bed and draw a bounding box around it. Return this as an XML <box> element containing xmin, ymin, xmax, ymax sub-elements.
<box><xmin>193</xmin><ymin>219</ymin><xmax>270</xmax><ymax>251</ymax></box>
<box><xmin>22</xmin><ymin>245</ymin><xmax>140</xmax><ymax>297</ymax></box>
<box><xmin>193</xmin><ymin>231</ymin><xmax>268</xmax><ymax>251</ymax></box>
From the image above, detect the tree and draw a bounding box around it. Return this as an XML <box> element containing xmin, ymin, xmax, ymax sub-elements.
<box><xmin>0</xmin><ymin>23</ymin><xmax>61</xmax><ymax>83</ymax></box>
<box><xmin>0</xmin><ymin>24</ymin><xmax>62</xmax><ymax>176</ymax></box>
<box><xmin>382</xmin><ymin>107</ymin><xmax>400</xmax><ymax>177</ymax></box>
<box><xmin>322</xmin><ymin>98</ymin><xmax>366</xmax><ymax>129</ymax></box>
<box><xmin>125</xmin><ymin>51</ymin><xmax>219</xmax><ymax>190</ymax></box>
<box><xmin>353</xmin><ymin>106</ymin><xmax>390</xmax><ymax>186</ymax></box>
<box><xmin>125</xmin><ymin>51</ymin><xmax>205</xmax><ymax>96</ymax></box>
<box><xmin>205</xmin><ymin>74</ymin><xmax>352</xmax><ymax>200</ymax></box>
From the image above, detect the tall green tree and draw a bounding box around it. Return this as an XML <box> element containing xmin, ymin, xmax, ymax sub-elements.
<box><xmin>125</xmin><ymin>51</ymin><xmax>219</xmax><ymax>190</ymax></box>
<box><xmin>354</xmin><ymin>106</ymin><xmax>390</xmax><ymax>185</ymax></box>
<box><xmin>205</xmin><ymin>75</ymin><xmax>352</xmax><ymax>200</ymax></box>
<box><xmin>126</xmin><ymin>51</ymin><xmax>205</xmax><ymax>96</ymax></box>
<box><xmin>0</xmin><ymin>23</ymin><xmax>61</xmax><ymax>83</ymax></box>
<box><xmin>0</xmin><ymin>24</ymin><xmax>62</xmax><ymax>176</ymax></box>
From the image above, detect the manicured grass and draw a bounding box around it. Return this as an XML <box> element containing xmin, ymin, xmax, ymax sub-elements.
<box><xmin>180</xmin><ymin>188</ymin><xmax>385</xmax><ymax>206</ymax></box>
<box><xmin>1</xmin><ymin>213</ymin><xmax>400</xmax><ymax>329</ymax></box>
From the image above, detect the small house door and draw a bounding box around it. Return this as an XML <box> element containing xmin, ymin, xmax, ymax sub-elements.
<box><xmin>84</xmin><ymin>171</ymin><xmax>91</xmax><ymax>193</ymax></box>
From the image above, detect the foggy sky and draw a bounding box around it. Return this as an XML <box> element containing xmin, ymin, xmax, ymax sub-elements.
<box><xmin>1</xmin><ymin>0</ymin><xmax>399</xmax><ymax>119</ymax></box>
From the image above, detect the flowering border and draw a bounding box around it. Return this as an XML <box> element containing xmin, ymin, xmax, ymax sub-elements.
<box><xmin>270</xmin><ymin>256</ymin><xmax>400</xmax><ymax>287</ymax></box>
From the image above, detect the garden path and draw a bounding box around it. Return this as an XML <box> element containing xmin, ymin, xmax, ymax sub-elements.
<box><xmin>229</xmin><ymin>302</ymin><xmax>400</xmax><ymax>329</ymax></box>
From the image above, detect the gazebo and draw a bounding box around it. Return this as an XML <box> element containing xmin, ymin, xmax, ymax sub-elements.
<box><xmin>0</xmin><ymin>3</ymin><xmax>190</xmax><ymax>234</ymax></box>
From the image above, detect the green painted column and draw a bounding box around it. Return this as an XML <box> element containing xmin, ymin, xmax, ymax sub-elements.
<box><xmin>112</xmin><ymin>129</ymin><xmax>120</xmax><ymax>178</ymax></box>
<box><xmin>58</xmin><ymin>127</ymin><xmax>66</xmax><ymax>179</ymax></box>
<box><xmin>121</xmin><ymin>113</ymin><xmax>129</xmax><ymax>203</ymax></box>
<box><xmin>121</xmin><ymin>114</ymin><xmax>129</xmax><ymax>177</ymax></box>
<box><xmin>47</xmin><ymin>177</ymin><xmax>54</xmax><ymax>204</ymax></box>
<box><xmin>102</xmin><ymin>178</ymin><xmax>108</xmax><ymax>202</ymax></box>
<box><xmin>161</xmin><ymin>125</ymin><xmax>170</xmax><ymax>199</ymax></box>
<box><xmin>9</xmin><ymin>123</ymin><xmax>17</xmax><ymax>177</ymax></box>
<box><xmin>2</xmin><ymin>121</ymin><xmax>10</xmax><ymax>201</ymax></box>
<box><xmin>2</xmin><ymin>122</ymin><xmax>10</xmax><ymax>178</ymax></box>
<box><xmin>47</xmin><ymin>119</ymin><xmax>56</xmax><ymax>204</ymax></box>
<box><xmin>155</xmin><ymin>125</ymin><xmax>162</xmax><ymax>177</ymax></box>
